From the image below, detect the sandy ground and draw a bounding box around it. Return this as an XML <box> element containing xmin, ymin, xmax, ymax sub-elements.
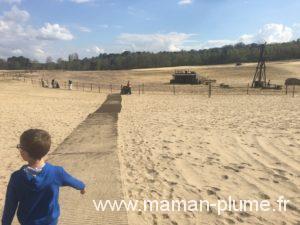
<box><xmin>4</xmin><ymin>60</ymin><xmax>300</xmax><ymax>87</ymax></box>
<box><xmin>0</xmin><ymin>81</ymin><xmax>106</xmax><ymax>213</ymax></box>
<box><xmin>118</xmin><ymin>94</ymin><xmax>300</xmax><ymax>225</ymax></box>
<box><xmin>0</xmin><ymin>61</ymin><xmax>300</xmax><ymax>225</ymax></box>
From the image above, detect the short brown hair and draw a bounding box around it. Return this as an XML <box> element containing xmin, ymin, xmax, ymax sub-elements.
<box><xmin>20</xmin><ymin>129</ymin><xmax>51</xmax><ymax>160</ymax></box>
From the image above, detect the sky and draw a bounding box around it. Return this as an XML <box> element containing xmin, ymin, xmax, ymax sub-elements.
<box><xmin>0</xmin><ymin>0</ymin><xmax>300</xmax><ymax>61</ymax></box>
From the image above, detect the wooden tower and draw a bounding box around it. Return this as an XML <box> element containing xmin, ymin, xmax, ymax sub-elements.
<box><xmin>251</xmin><ymin>42</ymin><xmax>267</xmax><ymax>88</ymax></box>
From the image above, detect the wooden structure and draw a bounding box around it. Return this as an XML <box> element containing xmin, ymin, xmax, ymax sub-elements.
<box><xmin>170</xmin><ymin>70</ymin><xmax>199</xmax><ymax>84</ymax></box>
<box><xmin>251</xmin><ymin>43</ymin><xmax>282</xmax><ymax>90</ymax></box>
<box><xmin>251</xmin><ymin>43</ymin><xmax>267</xmax><ymax>88</ymax></box>
<box><xmin>285</xmin><ymin>78</ymin><xmax>300</xmax><ymax>86</ymax></box>
<box><xmin>170</xmin><ymin>70</ymin><xmax>216</xmax><ymax>85</ymax></box>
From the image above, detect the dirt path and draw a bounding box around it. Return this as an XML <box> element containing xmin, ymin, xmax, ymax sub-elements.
<box><xmin>49</xmin><ymin>94</ymin><xmax>128</xmax><ymax>225</ymax></box>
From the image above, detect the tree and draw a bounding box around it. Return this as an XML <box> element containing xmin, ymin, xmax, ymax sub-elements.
<box><xmin>31</xmin><ymin>59</ymin><xmax>40</xmax><ymax>70</ymax></box>
<box><xmin>68</xmin><ymin>53</ymin><xmax>79</xmax><ymax>62</ymax></box>
<box><xmin>7</xmin><ymin>56</ymin><xmax>31</xmax><ymax>70</ymax></box>
<box><xmin>2</xmin><ymin>41</ymin><xmax>300</xmax><ymax>70</ymax></box>
<box><xmin>46</xmin><ymin>56</ymin><xmax>55</xmax><ymax>70</ymax></box>
<box><xmin>46</xmin><ymin>56</ymin><xmax>53</xmax><ymax>64</ymax></box>
<box><xmin>0</xmin><ymin>58</ymin><xmax>6</xmax><ymax>69</ymax></box>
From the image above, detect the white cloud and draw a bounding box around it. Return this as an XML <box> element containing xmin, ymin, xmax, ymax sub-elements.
<box><xmin>0</xmin><ymin>20</ymin><xmax>9</xmax><ymax>31</ymax></box>
<box><xmin>38</xmin><ymin>23</ymin><xmax>74</xmax><ymax>40</ymax></box>
<box><xmin>117</xmin><ymin>25</ymin><xmax>295</xmax><ymax>52</ymax></box>
<box><xmin>239</xmin><ymin>34</ymin><xmax>254</xmax><ymax>44</ymax></box>
<box><xmin>35</xmin><ymin>48</ymin><xmax>45</xmax><ymax>55</ymax></box>
<box><xmin>178</xmin><ymin>0</ymin><xmax>192</xmax><ymax>5</ymax></box>
<box><xmin>86</xmin><ymin>46</ymin><xmax>105</xmax><ymax>54</ymax></box>
<box><xmin>118</xmin><ymin>32</ymin><xmax>192</xmax><ymax>52</ymax></box>
<box><xmin>205</xmin><ymin>40</ymin><xmax>235</xmax><ymax>48</ymax></box>
<box><xmin>236</xmin><ymin>24</ymin><xmax>293</xmax><ymax>44</ymax></box>
<box><xmin>3</xmin><ymin>5</ymin><xmax>29</xmax><ymax>22</ymax></box>
<box><xmin>12</xmin><ymin>49</ymin><xmax>22</xmax><ymax>54</ymax></box>
<box><xmin>293</xmin><ymin>23</ymin><xmax>300</xmax><ymax>39</ymax></box>
<box><xmin>0</xmin><ymin>6</ymin><xmax>74</xmax><ymax>61</ymax></box>
<box><xmin>201</xmin><ymin>23</ymin><xmax>295</xmax><ymax>49</ymax></box>
<box><xmin>254</xmin><ymin>23</ymin><xmax>293</xmax><ymax>43</ymax></box>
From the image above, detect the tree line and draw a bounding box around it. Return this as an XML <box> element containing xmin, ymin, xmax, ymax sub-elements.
<box><xmin>1</xmin><ymin>40</ymin><xmax>300</xmax><ymax>71</ymax></box>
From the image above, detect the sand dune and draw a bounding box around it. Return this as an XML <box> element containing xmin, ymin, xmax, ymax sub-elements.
<box><xmin>1</xmin><ymin>62</ymin><xmax>300</xmax><ymax>225</ymax></box>
<box><xmin>118</xmin><ymin>94</ymin><xmax>300</xmax><ymax>225</ymax></box>
<box><xmin>0</xmin><ymin>81</ymin><xmax>106</xmax><ymax>214</ymax></box>
<box><xmin>6</xmin><ymin>60</ymin><xmax>300</xmax><ymax>87</ymax></box>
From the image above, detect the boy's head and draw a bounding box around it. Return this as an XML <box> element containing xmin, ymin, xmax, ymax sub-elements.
<box><xmin>19</xmin><ymin>129</ymin><xmax>51</xmax><ymax>161</ymax></box>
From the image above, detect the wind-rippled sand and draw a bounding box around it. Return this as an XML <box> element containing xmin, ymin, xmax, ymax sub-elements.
<box><xmin>118</xmin><ymin>94</ymin><xmax>300</xmax><ymax>225</ymax></box>
<box><xmin>0</xmin><ymin>81</ymin><xmax>105</xmax><ymax>212</ymax></box>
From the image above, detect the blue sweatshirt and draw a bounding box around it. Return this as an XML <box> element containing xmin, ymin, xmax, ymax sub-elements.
<box><xmin>2</xmin><ymin>163</ymin><xmax>85</xmax><ymax>225</ymax></box>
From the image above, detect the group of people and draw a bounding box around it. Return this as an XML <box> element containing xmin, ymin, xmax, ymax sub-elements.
<box><xmin>51</xmin><ymin>79</ymin><xmax>60</xmax><ymax>89</ymax></box>
<box><xmin>41</xmin><ymin>78</ymin><xmax>132</xmax><ymax>93</ymax></box>
<box><xmin>41</xmin><ymin>78</ymin><xmax>73</xmax><ymax>90</ymax></box>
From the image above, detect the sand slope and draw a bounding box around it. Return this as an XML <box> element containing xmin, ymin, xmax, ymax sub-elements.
<box><xmin>0</xmin><ymin>81</ymin><xmax>106</xmax><ymax>215</ymax></box>
<box><xmin>118</xmin><ymin>94</ymin><xmax>300</xmax><ymax>225</ymax></box>
<box><xmin>6</xmin><ymin>60</ymin><xmax>300</xmax><ymax>87</ymax></box>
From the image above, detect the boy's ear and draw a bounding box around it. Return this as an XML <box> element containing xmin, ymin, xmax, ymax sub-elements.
<box><xmin>20</xmin><ymin>150</ymin><xmax>30</xmax><ymax>161</ymax></box>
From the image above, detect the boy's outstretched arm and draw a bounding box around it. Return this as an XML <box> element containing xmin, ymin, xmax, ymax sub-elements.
<box><xmin>59</xmin><ymin>167</ymin><xmax>85</xmax><ymax>191</ymax></box>
<box><xmin>2</xmin><ymin>175</ymin><xmax>18</xmax><ymax>225</ymax></box>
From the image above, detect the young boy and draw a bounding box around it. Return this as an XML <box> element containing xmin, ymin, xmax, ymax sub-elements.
<box><xmin>2</xmin><ymin>129</ymin><xmax>85</xmax><ymax>225</ymax></box>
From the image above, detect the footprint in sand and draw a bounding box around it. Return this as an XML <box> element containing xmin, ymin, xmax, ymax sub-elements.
<box><xmin>225</xmin><ymin>218</ymin><xmax>235</xmax><ymax>224</ymax></box>
<box><xmin>151</xmin><ymin>214</ymin><xmax>158</xmax><ymax>225</ymax></box>
<box><xmin>224</xmin><ymin>165</ymin><xmax>240</xmax><ymax>173</ymax></box>
<box><xmin>207</xmin><ymin>187</ymin><xmax>220</xmax><ymax>196</ymax></box>
<box><xmin>239</xmin><ymin>211</ymin><xmax>251</xmax><ymax>218</ymax></box>
<box><xmin>211</xmin><ymin>187</ymin><xmax>221</xmax><ymax>191</ymax></box>
<box><xmin>258</xmin><ymin>192</ymin><xmax>270</xmax><ymax>200</ymax></box>
<box><xmin>175</xmin><ymin>153</ymin><xmax>183</xmax><ymax>157</ymax></box>
<box><xmin>273</xmin><ymin>174</ymin><xmax>289</xmax><ymax>181</ymax></box>
<box><xmin>236</xmin><ymin>217</ymin><xmax>244</xmax><ymax>223</ymax></box>
<box><xmin>286</xmin><ymin>203</ymin><xmax>300</xmax><ymax>213</ymax></box>
<box><xmin>167</xmin><ymin>181</ymin><xmax>177</xmax><ymax>186</ymax></box>
<box><xmin>206</xmin><ymin>189</ymin><xmax>216</xmax><ymax>196</ymax></box>
<box><xmin>162</xmin><ymin>214</ymin><xmax>169</xmax><ymax>219</ymax></box>
<box><xmin>146</xmin><ymin>167</ymin><xmax>159</xmax><ymax>177</ymax></box>
<box><xmin>222</xmin><ymin>175</ymin><xmax>229</xmax><ymax>180</ymax></box>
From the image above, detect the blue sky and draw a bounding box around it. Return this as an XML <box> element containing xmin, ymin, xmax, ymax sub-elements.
<box><xmin>0</xmin><ymin>0</ymin><xmax>300</xmax><ymax>61</ymax></box>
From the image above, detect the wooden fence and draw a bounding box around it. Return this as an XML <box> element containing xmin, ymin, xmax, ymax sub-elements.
<box><xmin>0</xmin><ymin>73</ymin><xmax>298</xmax><ymax>97</ymax></box>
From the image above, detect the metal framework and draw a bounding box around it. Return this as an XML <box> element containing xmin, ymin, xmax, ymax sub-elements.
<box><xmin>251</xmin><ymin>42</ymin><xmax>267</xmax><ymax>88</ymax></box>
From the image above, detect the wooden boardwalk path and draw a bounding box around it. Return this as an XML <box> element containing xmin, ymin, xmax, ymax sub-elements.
<box><xmin>49</xmin><ymin>94</ymin><xmax>128</xmax><ymax>225</ymax></box>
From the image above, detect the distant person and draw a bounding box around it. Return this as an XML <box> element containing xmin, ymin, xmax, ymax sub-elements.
<box><xmin>1</xmin><ymin>129</ymin><xmax>85</xmax><ymax>225</ymax></box>
<box><xmin>68</xmin><ymin>80</ymin><xmax>73</xmax><ymax>90</ymax></box>
<box><xmin>41</xmin><ymin>79</ymin><xmax>48</xmax><ymax>88</ymax></box>
<box><xmin>267</xmin><ymin>80</ymin><xmax>271</xmax><ymax>87</ymax></box>
<box><xmin>126</xmin><ymin>81</ymin><xmax>132</xmax><ymax>95</ymax></box>
<box><xmin>51</xmin><ymin>79</ymin><xmax>55</xmax><ymax>88</ymax></box>
<box><xmin>41</xmin><ymin>78</ymin><xmax>45</xmax><ymax>88</ymax></box>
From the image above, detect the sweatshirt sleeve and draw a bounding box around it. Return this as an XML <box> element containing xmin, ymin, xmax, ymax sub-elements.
<box><xmin>2</xmin><ymin>174</ymin><xmax>19</xmax><ymax>225</ymax></box>
<box><xmin>59</xmin><ymin>167</ymin><xmax>85</xmax><ymax>190</ymax></box>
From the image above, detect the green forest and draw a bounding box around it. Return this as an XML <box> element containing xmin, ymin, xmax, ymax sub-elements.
<box><xmin>1</xmin><ymin>40</ymin><xmax>300</xmax><ymax>71</ymax></box>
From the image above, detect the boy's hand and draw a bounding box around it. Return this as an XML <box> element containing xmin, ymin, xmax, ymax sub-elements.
<box><xmin>80</xmin><ymin>189</ymin><xmax>86</xmax><ymax>195</ymax></box>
